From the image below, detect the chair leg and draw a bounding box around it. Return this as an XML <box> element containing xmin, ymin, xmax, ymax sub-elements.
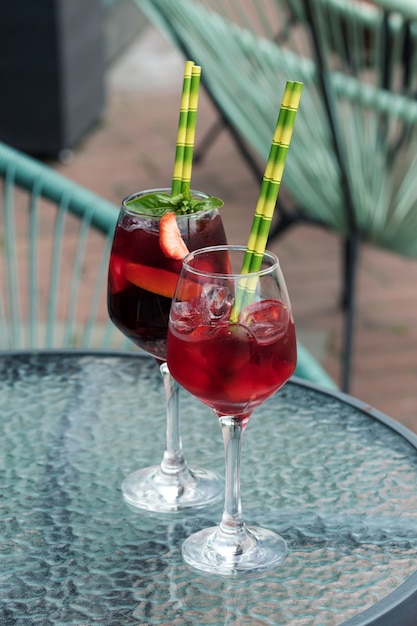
<box><xmin>194</xmin><ymin>119</ymin><xmax>226</xmax><ymax>164</ymax></box>
<box><xmin>267</xmin><ymin>208</ymin><xmax>304</xmax><ymax>241</ymax></box>
<box><xmin>341</xmin><ymin>234</ymin><xmax>361</xmax><ymax>393</ymax></box>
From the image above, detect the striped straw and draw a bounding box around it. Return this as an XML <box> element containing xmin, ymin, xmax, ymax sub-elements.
<box><xmin>231</xmin><ymin>80</ymin><xmax>303</xmax><ymax>320</ymax></box>
<box><xmin>244</xmin><ymin>81</ymin><xmax>302</xmax><ymax>273</ymax></box>
<box><xmin>171</xmin><ymin>61</ymin><xmax>201</xmax><ymax>197</ymax></box>
<box><xmin>181</xmin><ymin>64</ymin><xmax>201</xmax><ymax>195</ymax></box>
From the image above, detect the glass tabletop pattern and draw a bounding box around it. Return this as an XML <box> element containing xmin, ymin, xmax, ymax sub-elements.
<box><xmin>1</xmin><ymin>352</ymin><xmax>417</xmax><ymax>625</ymax></box>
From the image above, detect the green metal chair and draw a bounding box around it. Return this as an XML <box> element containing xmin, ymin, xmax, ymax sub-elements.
<box><xmin>0</xmin><ymin>139</ymin><xmax>335</xmax><ymax>388</ymax></box>
<box><xmin>137</xmin><ymin>0</ymin><xmax>417</xmax><ymax>391</ymax></box>
<box><xmin>294</xmin><ymin>341</ymin><xmax>337</xmax><ymax>389</ymax></box>
<box><xmin>0</xmin><ymin>139</ymin><xmax>127</xmax><ymax>350</ymax></box>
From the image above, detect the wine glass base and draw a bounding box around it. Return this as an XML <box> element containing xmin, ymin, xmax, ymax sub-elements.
<box><xmin>182</xmin><ymin>525</ymin><xmax>287</xmax><ymax>575</ymax></box>
<box><xmin>122</xmin><ymin>464</ymin><xmax>223</xmax><ymax>513</ymax></box>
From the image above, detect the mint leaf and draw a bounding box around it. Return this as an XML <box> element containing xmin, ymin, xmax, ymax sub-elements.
<box><xmin>126</xmin><ymin>192</ymin><xmax>224</xmax><ymax>216</ymax></box>
<box><xmin>126</xmin><ymin>192</ymin><xmax>173</xmax><ymax>215</ymax></box>
<box><xmin>192</xmin><ymin>197</ymin><xmax>224</xmax><ymax>211</ymax></box>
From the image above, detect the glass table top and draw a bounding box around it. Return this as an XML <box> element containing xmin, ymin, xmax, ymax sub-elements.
<box><xmin>1</xmin><ymin>351</ymin><xmax>417</xmax><ymax>625</ymax></box>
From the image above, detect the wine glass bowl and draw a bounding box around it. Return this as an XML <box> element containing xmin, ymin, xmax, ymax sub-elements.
<box><xmin>107</xmin><ymin>189</ymin><xmax>227</xmax><ymax>512</ymax></box>
<box><xmin>167</xmin><ymin>245</ymin><xmax>297</xmax><ymax>573</ymax></box>
<box><xmin>108</xmin><ymin>188</ymin><xmax>226</xmax><ymax>362</ymax></box>
<box><xmin>168</xmin><ymin>245</ymin><xmax>296</xmax><ymax>419</ymax></box>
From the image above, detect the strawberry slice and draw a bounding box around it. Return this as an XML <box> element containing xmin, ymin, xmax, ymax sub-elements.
<box><xmin>125</xmin><ymin>262</ymin><xmax>178</xmax><ymax>298</ymax></box>
<box><xmin>109</xmin><ymin>254</ymin><xmax>129</xmax><ymax>293</ymax></box>
<box><xmin>159</xmin><ymin>212</ymin><xmax>189</xmax><ymax>260</ymax></box>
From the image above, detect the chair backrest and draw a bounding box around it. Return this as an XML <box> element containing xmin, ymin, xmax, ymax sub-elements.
<box><xmin>0</xmin><ymin>140</ymin><xmax>130</xmax><ymax>350</ymax></box>
<box><xmin>301</xmin><ymin>0</ymin><xmax>417</xmax><ymax>254</ymax></box>
<box><xmin>137</xmin><ymin>0</ymin><xmax>417</xmax><ymax>257</ymax></box>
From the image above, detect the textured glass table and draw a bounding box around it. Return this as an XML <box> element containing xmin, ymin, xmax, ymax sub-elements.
<box><xmin>2</xmin><ymin>351</ymin><xmax>417</xmax><ymax>626</ymax></box>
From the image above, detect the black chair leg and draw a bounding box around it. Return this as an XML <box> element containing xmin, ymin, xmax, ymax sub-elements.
<box><xmin>341</xmin><ymin>233</ymin><xmax>361</xmax><ymax>393</ymax></box>
<box><xmin>194</xmin><ymin>119</ymin><xmax>226</xmax><ymax>163</ymax></box>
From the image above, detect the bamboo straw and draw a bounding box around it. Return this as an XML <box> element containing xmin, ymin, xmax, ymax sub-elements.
<box><xmin>171</xmin><ymin>60</ymin><xmax>201</xmax><ymax>197</ymax></box>
<box><xmin>231</xmin><ymin>80</ymin><xmax>303</xmax><ymax>320</ymax></box>
<box><xmin>181</xmin><ymin>64</ymin><xmax>201</xmax><ymax>195</ymax></box>
<box><xmin>244</xmin><ymin>80</ymin><xmax>302</xmax><ymax>273</ymax></box>
<box><xmin>171</xmin><ymin>60</ymin><xmax>194</xmax><ymax>196</ymax></box>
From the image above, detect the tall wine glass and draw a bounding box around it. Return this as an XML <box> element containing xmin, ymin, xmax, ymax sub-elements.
<box><xmin>107</xmin><ymin>189</ymin><xmax>227</xmax><ymax>512</ymax></box>
<box><xmin>167</xmin><ymin>245</ymin><xmax>297</xmax><ymax>573</ymax></box>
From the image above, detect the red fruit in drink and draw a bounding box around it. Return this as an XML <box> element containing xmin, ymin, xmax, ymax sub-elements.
<box><xmin>159</xmin><ymin>212</ymin><xmax>189</xmax><ymax>259</ymax></box>
<box><xmin>108</xmin><ymin>253</ymin><xmax>129</xmax><ymax>293</ymax></box>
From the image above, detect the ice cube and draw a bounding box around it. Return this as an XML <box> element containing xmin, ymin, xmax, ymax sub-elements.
<box><xmin>238</xmin><ymin>299</ymin><xmax>290</xmax><ymax>343</ymax></box>
<box><xmin>170</xmin><ymin>298</ymin><xmax>206</xmax><ymax>333</ymax></box>
<box><xmin>201</xmin><ymin>283</ymin><xmax>234</xmax><ymax>322</ymax></box>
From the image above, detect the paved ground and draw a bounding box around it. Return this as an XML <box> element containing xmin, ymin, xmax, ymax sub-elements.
<box><xmin>53</xmin><ymin>26</ymin><xmax>417</xmax><ymax>433</ymax></box>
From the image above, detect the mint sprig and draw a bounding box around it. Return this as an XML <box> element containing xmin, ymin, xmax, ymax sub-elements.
<box><xmin>126</xmin><ymin>192</ymin><xmax>223</xmax><ymax>216</ymax></box>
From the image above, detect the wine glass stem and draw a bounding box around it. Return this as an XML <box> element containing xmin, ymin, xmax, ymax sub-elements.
<box><xmin>159</xmin><ymin>362</ymin><xmax>187</xmax><ymax>475</ymax></box>
<box><xmin>219</xmin><ymin>416</ymin><xmax>246</xmax><ymax>537</ymax></box>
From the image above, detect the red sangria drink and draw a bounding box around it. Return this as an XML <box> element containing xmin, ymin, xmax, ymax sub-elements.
<box><xmin>168</xmin><ymin>297</ymin><xmax>296</xmax><ymax>419</ymax></box>
<box><xmin>108</xmin><ymin>190</ymin><xmax>226</xmax><ymax>362</ymax></box>
<box><xmin>167</xmin><ymin>245</ymin><xmax>297</xmax><ymax>574</ymax></box>
<box><xmin>107</xmin><ymin>189</ymin><xmax>227</xmax><ymax>513</ymax></box>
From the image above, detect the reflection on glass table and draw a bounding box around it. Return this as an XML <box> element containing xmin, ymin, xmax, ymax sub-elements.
<box><xmin>1</xmin><ymin>351</ymin><xmax>417</xmax><ymax>626</ymax></box>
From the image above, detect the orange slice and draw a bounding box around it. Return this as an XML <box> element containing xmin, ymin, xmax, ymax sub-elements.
<box><xmin>125</xmin><ymin>262</ymin><xmax>204</xmax><ymax>300</ymax></box>
<box><xmin>125</xmin><ymin>262</ymin><xmax>178</xmax><ymax>298</ymax></box>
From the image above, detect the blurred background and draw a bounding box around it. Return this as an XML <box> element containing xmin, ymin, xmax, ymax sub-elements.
<box><xmin>1</xmin><ymin>0</ymin><xmax>417</xmax><ymax>431</ymax></box>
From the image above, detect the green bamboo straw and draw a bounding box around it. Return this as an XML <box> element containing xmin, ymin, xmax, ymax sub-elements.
<box><xmin>231</xmin><ymin>80</ymin><xmax>303</xmax><ymax>320</ymax></box>
<box><xmin>244</xmin><ymin>80</ymin><xmax>302</xmax><ymax>273</ymax></box>
<box><xmin>171</xmin><ymin>60</ymin><xmax>194</xmax><ymax>196</ymax></box>
<box><xmin>181</xmin><ymin>64</ymin><xmax>201</xmax><ymax>196</ymax></box>
<box><xmin>171</xmin><ymin>60</ymin><xmax>201</xmax><ymax>197</ymax></box>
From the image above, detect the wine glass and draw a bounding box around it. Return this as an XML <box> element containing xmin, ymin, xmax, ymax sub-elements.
<box><xmin>167</xmin><ymin>244</ymin><xmax>297</xmax><ymax>573</ymax></box>
<box><xmin>107</xmin><ymin>189</ymin><xmax>227</xmax><ymax>512</ymax></box>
